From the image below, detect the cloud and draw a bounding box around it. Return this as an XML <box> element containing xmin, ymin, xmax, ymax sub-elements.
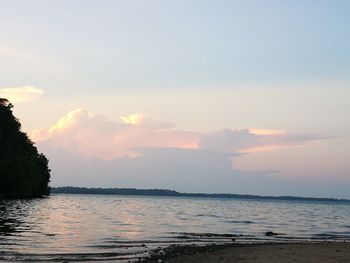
<box><xmin>199</xmin><ymin>128</ymin><xmax>323</xmax><ymax>153</ymax></box>
<box><xmin>32</xmin><ymin>108</ymin><xmax>201</xmax><ymax>160</ymax></box>
<box><xmin>32</xmin><ymin>108</ymin><xmax>323</xmax><ymax>161</ymax></box>
<box><xmin>120</xmin><ymin>113</ymin><xmax>144</xmax><ymax>125</ymax></box>
<box><xmin>31</xmin><ymin>108</ymin><xmax>326</xmax><ymax>160</ymax></box>
<box><xmin>31</xmin><ymin>108</ymin><xmax>347</xmax><ymax>197</ymax></box>
<box><xmin>40</xmin><ymin>143</ymin><xmax>350</xmax><ymax>198</ymax></box>
<box><xmin>249</xmin><ymin>128</ymin><xmax>286</xmax><ymax>136</ymax></box>
<box><xmin>37</xmin><ymin>143</ymin><xmax>264</xmax><ymax>193</ymax></box>
<box><xmin>0</xmin><ymin>86</ymin><xmax>44</xmax><ymax>103</ymax></box>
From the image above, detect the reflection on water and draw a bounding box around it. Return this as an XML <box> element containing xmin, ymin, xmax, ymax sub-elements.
<box><xmin>0</xmin><ymin>194</ymin><xmax>349</xmax><ymax>261</ymax></box>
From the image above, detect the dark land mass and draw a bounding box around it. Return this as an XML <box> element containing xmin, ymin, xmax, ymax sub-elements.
<box><xmin>51</xmin><ymin>187</ymin><xmax>350</xmax><ymax>203</ymax></box>
<box><xmin>0</xmin><ymin>98</ymin><xmax>51</xmax><ymax>198</ymax></box>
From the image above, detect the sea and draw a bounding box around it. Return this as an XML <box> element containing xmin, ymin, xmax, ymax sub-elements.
<box><xmin>0</xmin><ymin>194</ymin><xmax>349</xmax><ymax>262</ymax></box>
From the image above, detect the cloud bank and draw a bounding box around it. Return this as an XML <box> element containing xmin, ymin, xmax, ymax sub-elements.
<box><xmin>32</xmin><ymin>108</ymin><xmax>321</xmax><ymax>160</ymax></box>
<box><xmin>30</xmin><ymin>108</ymin><xmax>346</xmax><ymax>198</ymax></box>
<box><xmin>0</xmin><ymin>86</ymin><xmax>44</xmax><ymax>103</ymax></box>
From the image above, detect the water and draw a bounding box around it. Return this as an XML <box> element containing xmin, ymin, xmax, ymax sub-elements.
<box><xmin>0</xmin><ymin>194</ymin><xmax>349</xmax><ymax>261</ymax></box>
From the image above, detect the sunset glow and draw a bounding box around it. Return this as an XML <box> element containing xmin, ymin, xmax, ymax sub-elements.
<box><xmin>2</xmin><ymin>3</ymin><xmax>350</xmax><ymax>262</ymax></box>
<box><xmin>249</xmin><ymin>128</ymin><xmax>286</xmax><ymax>136</ymax></box>
<box><xmin>120</xmin><ymin>114</ymin><xmax>144</xmax><ymax>125</ymax></box>
<box><xmin>1</xmin><ymin>0</ymin><xmax>349</xmax><ymax>198</ymax></box>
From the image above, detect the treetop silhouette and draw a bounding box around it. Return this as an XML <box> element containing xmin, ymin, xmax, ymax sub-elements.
<box><xmin>0</xmin><ymin>98</ymin><xmax>50</xmax><ymax>198</ymax></box>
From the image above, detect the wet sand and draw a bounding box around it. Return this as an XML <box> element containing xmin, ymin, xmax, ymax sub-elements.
<box><xmin>140</xmin><ymin>243</ymin><xmax>350</xmax><ymax>263</ymax></box>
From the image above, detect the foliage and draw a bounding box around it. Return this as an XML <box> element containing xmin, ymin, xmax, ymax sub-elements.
<box><xmin>0</xmin><ymin>98</ymin><xmax>50</xmax><ymax>198</ymax></box>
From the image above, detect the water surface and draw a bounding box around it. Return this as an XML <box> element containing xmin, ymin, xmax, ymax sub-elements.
<box><xmin>0</xmin><ymin>194</ymin><xmax>349</xmax><ymax>261</ymax></box>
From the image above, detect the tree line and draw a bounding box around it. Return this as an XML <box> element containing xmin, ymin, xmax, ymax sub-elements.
<box><xmin>0</xmin><ymin>98</ymin><xmax>50</xmax><ymax>198</ymax></box>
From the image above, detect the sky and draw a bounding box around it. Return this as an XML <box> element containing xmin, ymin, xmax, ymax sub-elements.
<box><xmin>1</xmin><ymin>0</ymin><xmax>350</xmax><ymax>198</ymax></box>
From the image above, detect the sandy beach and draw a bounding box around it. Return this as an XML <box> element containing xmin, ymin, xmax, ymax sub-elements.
<box><xmin>141</xmin><ymin>243</ymin><xmax>350</xmax><ymax>263</ymax></box>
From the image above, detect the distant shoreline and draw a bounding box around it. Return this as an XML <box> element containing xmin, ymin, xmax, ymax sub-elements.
<box><xmin>51</xmin><ymin>187</ymin><xmax>350</xmax><ymax>203</ymax></box>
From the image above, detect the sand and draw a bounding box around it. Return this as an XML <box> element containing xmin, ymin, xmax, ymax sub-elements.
<box><xmin>142</xmin><ymin>243</ymin><xmax>350</xmax><ymax>263</ymax></box>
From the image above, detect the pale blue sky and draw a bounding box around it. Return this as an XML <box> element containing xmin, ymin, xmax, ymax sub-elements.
<box><xmin>1</xmin><ymin>0</ymin><xmax>350</xmax><ymax>197</ymax></box>
<box><xmin>1</xmin><ymin>0</ymin><xmax>349</xmax><ymax>94</ymax></box>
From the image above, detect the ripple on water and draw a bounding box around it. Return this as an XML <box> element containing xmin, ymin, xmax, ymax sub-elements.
<box><xmin>0</xmin><ymin>195</ymin><xmax>349</xmax><ymax>261</ymax></box>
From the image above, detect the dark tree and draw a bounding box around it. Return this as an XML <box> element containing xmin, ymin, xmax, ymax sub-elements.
<box><xmin>0</xmin><ymin>98</ymin><xmax>51</xmax><ymax>198</ymax></box>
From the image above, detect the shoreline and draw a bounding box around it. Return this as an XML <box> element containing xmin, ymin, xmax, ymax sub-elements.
<box><xmin>137</xmin><ymin>242</ymin><xmax>350</xmax><ymax>263</ymax></box>
<box><xmin>51</xmin><ymin>188</ymin><xmax>350</xmax><ymax>203</ymax></box>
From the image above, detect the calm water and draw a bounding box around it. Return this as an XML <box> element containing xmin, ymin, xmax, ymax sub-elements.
<box><xmin>0</xmin><ymin>194</ymin><xmax>349</xmax><ymax>262</ymax></box>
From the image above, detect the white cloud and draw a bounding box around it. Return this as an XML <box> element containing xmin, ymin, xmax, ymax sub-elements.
<box><xmin>0</xmin><ymin>86</ymin><xmax>44</xmax><ymax>103</ymax></box>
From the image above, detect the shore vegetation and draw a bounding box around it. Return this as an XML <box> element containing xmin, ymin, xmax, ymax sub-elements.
<box><xmin>0</xmin><ymin>98</ymin><xmax>50</xmax><ymax>198</ymax></box>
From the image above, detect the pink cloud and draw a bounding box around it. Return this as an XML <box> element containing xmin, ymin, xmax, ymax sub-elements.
<box><xmin>32</xmin><ymin>108</ymin><xmax>323</xmax><ymax>160</ymax></box>
<box><xmin>32</xmin><ymin>108</ymin><xmax>201</xmax><ymax>160</ymax></box>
